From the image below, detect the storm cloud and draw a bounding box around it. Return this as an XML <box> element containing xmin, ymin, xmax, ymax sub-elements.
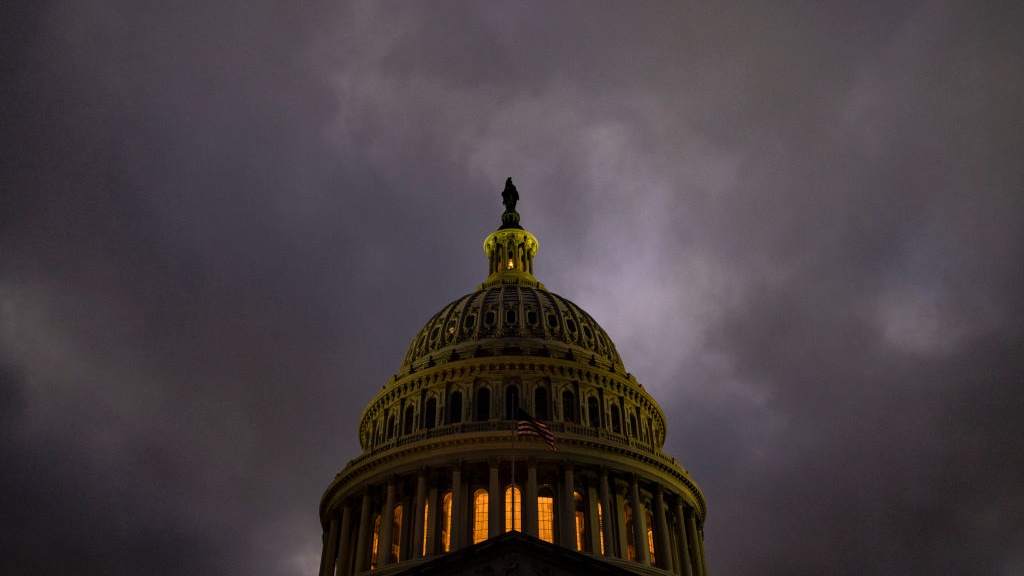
<box><xmin>2</xmin><ymin>1</ymin><xmax>1022</xmax><ymax>575</ymax></box>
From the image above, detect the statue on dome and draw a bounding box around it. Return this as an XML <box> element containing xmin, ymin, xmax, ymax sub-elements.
<box><xmin>501</xmin><ymin>177</ymin><xmax>519</xmax><ymax>213</ymax></box>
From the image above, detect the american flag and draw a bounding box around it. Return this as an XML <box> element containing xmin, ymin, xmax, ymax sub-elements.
<box><xmin>515</xmin><ymin>407</ymin><xmax>557</xmax><ymax>451</ymax></box>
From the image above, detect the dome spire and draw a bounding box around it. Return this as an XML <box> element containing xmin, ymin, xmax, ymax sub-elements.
<box><xmin>480</xmin><ymin>178</ymin><xmax>545</xmax><ymax>290</ymax></box>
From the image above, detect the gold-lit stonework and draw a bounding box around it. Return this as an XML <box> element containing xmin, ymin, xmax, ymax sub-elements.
<box><xmin>318</xmin><ymin>181</ymin><xmax>708</xmax><ymax>576</ymax></box>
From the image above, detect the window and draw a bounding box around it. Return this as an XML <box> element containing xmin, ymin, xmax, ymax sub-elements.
<box><xmin>403</xmin><ymin>405</ymin><xmax>414</xmax><ymax>435</ymax></box>
<box><xmin>449</xmin><ymin>392</ymin><xmax>462</xmax><ymax>424</ymax></box>
<box><xmin>597</xmin><ymin>502</ymin><xmax>605</xmax><ymax>554</ymax></box>
<box><xmin>629</xmin><ymin>413</ymin><xmax>638</xmax><ymax>438</ymax></box>
<box><xmin>387</xmin><ymin>414</ymin><xmax>395</xmax><ymax>440</ymax></box>
<box><xmin>473</xmin><ymin>489</ymin><xmax>489</xmax><ymax>544</ymax></box>
<box><xmin>646</xmin><ymin>510</ymin><xmax>655</xmax><ymax>566</ymax></box>
<box><xmin>574</xmin><ymin>491</ymin><xmax>586</xmax><ymax>551</ymax></box>
<box><xmin>422</xmin><ymin>501</ymin><xmax>429</xmax><ymax>556</ymax></box>
<box><xmin>538</xmin><ymin>487</ymin><xmax>555</xmax><ymax>544</ymax></box>
<box><xmin>624</xmin><ymin>503</ymin><xmax>636</xmax><ymax>561</ymax></box>
<box><xmin>588</xmin><ymin>397</ymin><xmax>600</xmax><ymax>428</ymax></box>
<box><xmin>535</xmin><ymin>388</ymin><xmax>548</xmax><ymax>420</ymax></box>
<box><xmin>441</xmin><ymin>492</ymin><xmax>452</xmax><ymax>552</ymax></box>
<box><xmin>505</xmin><ymin>386</ymin><xmax>519</xmax><ymax>419</ymax></box>
<box><xmin>391</xmin><ymin>505</ymin><xmax>403</xmax><ymax>563</ymax></box>
<box><xmin>505</xmin><ymin>486</ymin><xmax>522</xmax><ymax>532</ymax></box>
<box><xmin>562</xmin><ymin>391</ymin><xmax>576</xmax><ymax>423</ymax></box>
<box><xmin>425</xmin><ymin>398</ymin><xmax>437</xmax><ymax>429</ymax></box>
<box><xmin>611</xmin><ymin>405</ymin><xmax>621</xmax><ymax>434</ymax></box>
<box><xmin>476</xmin><ymin>388</ymin><xmax>490</xmax><ymax>421</ymax></box>
<box><xmin>370</xmin><ymin>514</ymin><xmax>382</xmax><ymax>569</ymax></box>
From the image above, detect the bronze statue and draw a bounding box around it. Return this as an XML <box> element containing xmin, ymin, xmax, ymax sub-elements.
<box><xmin>501</xmin><ymin>177</ymin><xmax>519</xmax><ymax>213</ymax></box>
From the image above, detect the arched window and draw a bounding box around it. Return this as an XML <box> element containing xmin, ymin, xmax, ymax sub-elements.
<box><xmin>441</xmin><ymin>492</ymin><xmax>452</xmax><ymax>552</ymax></box>
<box><xmin>646</xmin><ymin>510</ymin><xmax>656</xmax><ymax>566</ymax></box>
<box><xmin>391</xmin><ymin>505</ymin><xmax>403</xmax><ymax>563</ymax></box>
<box><xmin>422</xmin><ymin>500</ymin><xmax>429</xmax><ymax>556</ymax></box>
<box><xmin>425</xmin><ymin>398</ymin><xmax>437</xmax><ymax>429</ymax></box>
<box><xmin>574</xmin><ymin>491</ymin><xmax>587</xmax><ymax>551</ymax></box>
<box><xmin>370</xmin><ymin>514</ymin><xmax>382</xmax><ymax>569</ymax></box>
<box><xmin>449</xmin><ymin>391</ymin><xmax>462</xmax><ymax>424</ymax></box>
<box><xmin>476</xmin><ymin>388</ymin><xmax>490</xmax><ymax>421</ymax></box>
<box><xmin>629</xmin><ymin>413</ymin><xmax>638</xmax><ymax>438</ymax></box>
<box><xmin>562</xmin><ymin>391</ymin><xmax>576</xmax><ymax>423</ymax></box>
<box><xmin>588</xmin><ymin>397</ymin><xmax>600</xmax><ymax>428</ymax></box>
<box><xmin>534</xmin><ymin>388</ymin><xmax>549</xmax><ymax>420</ymax></box>
<box><xmin>597</xmin><ymin>502</ymin><xmax>606</xmax><ymax>555</ymax></box>
<box><xmin>611</xmin><ymin>404</ymin><xmax>622</xmax><ymax>434</ymax></box>
<box><xmin>403</xmin><ymin>405</ymin><xmax>414</xmax><ymax>435</ymax></box>
<box><xmin>387</xmin><ymin>415</ymin><xmax>396</xmax><ymax>440</ymax></box>
<box><xmin>473</xmin><ymin>489</ymin><xmax>489</xmax><ymax>544</ymax></box>
<box><xmin>624</xmin><ymin>503</ymin><xmax>636</xmax><ymax>561</ymax></box>
<box><xmin>505</xmin><ymin>386</ymin><xmax>519</xmax><ymax>419</ymax></box>
<box><xmin>505</xmin><ymin>485</ymin><xmax>522</xmax><ymax>532</ymax></box>
<box><xmin>537</xmin><ymin>486</ymin><xmax>555</xmax><ymax>544</ymax></box>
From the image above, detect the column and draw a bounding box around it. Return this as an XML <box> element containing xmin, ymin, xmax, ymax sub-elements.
<box><xmin>686</xmin><ymin>509</ymin><xmax>705</xmax><ymax>576</ymax></box>
<box><xmin>560</xmin><ymin>463</ymin><xmax>575</xmax><ymax>549</ymax></box>
<box><xmin>489</xmin><ymin>459</ymin><xmax>501</xmax><ymax>537</ymax></box>
<box><xmin>696</xmin><ymin>521</ymin><xmax>708</xmax><ymax>576</ymax></box>
<box><xmin>586</xmin><ymin>486</ymin><xmax>601</xmax><ymax>553</ymax></box>
<box><xmin>525</xmin><ymin>459</ymin><xmax>538</xmax><ymax>538</ymax></box>
<box><xmin>335</xmin><ymin>505</ymin><xmax>353</xmax><ymax>576</ymax></box>
<box><xmin>675</xmin><ymin>500</ymin><xmax>694</xmax><ymax>576</ymax></box>
<box><xmin>378</xmin><ymin>478</ymin><xmax>397</xmax><ymax>566</ymax></box>
<box><xmin>319</xmin><ymin>514</ymin><xmax>339</xmax><ymax>576</ymax></box>
<box><xmin>631</xmin><ymin>475</ymin><xmax>650</xmax><ymax>564</ymax></box>
<box><xmin>353</xmin><ymin>491</ymin><xmax>373</xmax><ymax>573</ymax></box>
<box><xmin>413</xmin><ymin>470</ymin><xmax>427</xmax><ymax>558</ymax></box>
<box><xmin>654</xmin><ymin>485</ymin><xmax>673</xmax><ymax>572</ymax></box>
<box><xmin>598</xmin><ymin>468</ymin><xmax>614</xmax><ymax>557</ymax></box>
<box><xmin>451</xmin><ymin>466</ymin><xmax>465</xmax><ymax>549</ymax></box>
<box><xmin>424</xmin><ymin>483</ymin><xmax>438</xmax><ymax>555</ymax></box>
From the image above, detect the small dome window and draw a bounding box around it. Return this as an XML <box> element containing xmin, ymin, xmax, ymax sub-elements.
<box><xmin>526</xmin><ymin>310</ymin><xmax>539</xmax><ymax>325</ymax></box>
<box><xmin>505</xmin><ymin>309</ymin><xmax>516</xmax><ymax>325</ymax></box>
<box><xmin>546</xmin><ymin>314</ymin><xmax>559</xmax><ymax>329</ymax></box>
<box><xmin>566</xmin><ymin>319</ymin><xmax>577</xmax><ymax>333</ymax></box>
<box><xmin>464</xmin><ymin>314</ymin><xmax>476</xmax><ymax>329</ymax></box>
<box><xmin>484</xmin><ymin>310</ymin><xmax>496</xmax><ymax>326</ymax></box>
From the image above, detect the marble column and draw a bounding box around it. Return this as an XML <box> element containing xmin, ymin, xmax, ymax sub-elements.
<box><xmin>598</xmin><ymin>468</ymin><xmax>614</xmax><ymax>557</ymax></box>
<box><xmin>631</xmin><ymin>476</ymin><xmax>651</xmax><ymax>564</ymax></box>
<box><xmin>654</xmin><ymin>486</ymin><xmax>673</xmax><ymax>572</ymax></box>
<box><xmin>353</xmin><ymin>491</ymin><xmax>373</xmax><ymax>573</ymax></box>
<box><xmin>686</xmin><ymin>509</ymin><xmax>705</xmax><ymax>576</ymax></box>
<box><xmin>319</xmin><ymin>514</ymin><xmax>339</xmax><ymax>576</ymax></box>
<box><xmin>489</xmin><ymin>459</ymin><xmax>501</xmax><ymax>538</ymax></box>
<box><xmin>335</xmin><ymin>505</ymin><xmax>353</xmax><ymax>576</ymax></box>
<box><xmin>451</xmin><ymin>466</ymin><xmax>465</xmax><ymax>549</ymax></box>
<box><xmin>675</xmin><ymin>500</ymin><xmax>694</xmax><ymax>576</ymax></box>
<box><xmin>696</xmin><ymin>523</ymin><xmax>708</xmax><ymax>576</ymax></box>
<box><xmin>525</xmin><ymin>459</ymin><xmax>538</xmax><ymax>538</ymax></box>
<box><xmin>412</xmin><ymin>470</ymin><xmax>427</xmax><ymax>558</ymax></box>
<box><xmin>560</xmin><ymin>463</ymin><xmax>576</xmax><ymax>549</ymax></box>
<box><xmin>378</xmin><ymin>478</ymin><xmax>396</xmax><ymax>566</ymax></box>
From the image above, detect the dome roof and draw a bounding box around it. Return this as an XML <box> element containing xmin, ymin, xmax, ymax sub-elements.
<box><xmin>401</xmin><ymin>284</ymin><xmax>624</xmax><ymax>371</ymax></box>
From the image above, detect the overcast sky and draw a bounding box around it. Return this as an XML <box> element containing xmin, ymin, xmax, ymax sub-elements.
<box><xmin>3</xmin><ymin>1</ymin><xmax>1023</xmax><ymax>575</ymax></box>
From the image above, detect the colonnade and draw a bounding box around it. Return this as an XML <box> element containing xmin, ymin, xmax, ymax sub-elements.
<box><xmin>319</xmin><ymin>458</ymin><xmax>707</xmax><ymax>576</ymax></box>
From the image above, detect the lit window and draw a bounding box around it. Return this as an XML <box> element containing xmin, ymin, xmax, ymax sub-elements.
<box><xmin>574</xmin><ymin>491</ymin><xmax>586</xmax><ymax>551</ymax></box>
<box><xmin>538</xmin><ymin>491</ymin><xmax>554</xmax><ymax>544</ymax></box>
<box><xmin>422</xmin><ymin>501</ymin><xmax>429</xmax><ymax>556</ymax></box>
<box><xmin>507</xmin><ymin>258</ymin><xmax>514</xmax><ymax>269</ymax></box>
<box><xmin>473</xmin><ymin>489</ymin><xmax>489</xmax><ymax>543</ymax></box>
<box><xmin>441</xmin><ymin>492</ymin><xmax>452</xmax><ymax>552</ymax></box>
<box><xmin>597</xmin><ymin>502</ymin><xmax>605</xmax><ymax>554</ymax></box>
<box><xmin>391</xmin><ymin>505</ymin><xmax>403</xmax><ymax>563</ymax></box>
<box><xmin>624</xmin><ymin>503</ymin><xmax>636</xmax><ymax>561</ymax></box>
<box><xmin>370</xmin><ymin>514</ymin><xmax>382</xmax><ymax>569</ymax></box>
<box><xmin>646</xmin><ymin>511</ymin><xmax>655</xmax><ymax>566</ymax></box>
<box><xmin>505</xmin><ymin>486</ymin><xmax>522</xmax><ymax>532</ymax></box>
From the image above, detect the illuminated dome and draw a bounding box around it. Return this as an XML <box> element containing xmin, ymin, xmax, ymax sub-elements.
<box><xmin>318</xmin><ymin>179</ymin><xmax>708</xmax><ymax>576</ymax></box>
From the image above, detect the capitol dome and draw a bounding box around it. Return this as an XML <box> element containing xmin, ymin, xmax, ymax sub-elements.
<box><xmin>318</xmin><ymin>180</ymin><xmax>708</xmax><ymax>576</ymax></box>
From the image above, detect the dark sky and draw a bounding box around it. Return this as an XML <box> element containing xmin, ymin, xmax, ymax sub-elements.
<box><xmin>3</xmin><ymin>2</ymin><xmax>1023</xmax><ymax>575</ymax></box>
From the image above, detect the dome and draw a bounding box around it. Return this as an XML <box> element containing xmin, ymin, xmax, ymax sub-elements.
<box><xmin>400</xmin><ymin>285</ymin><xmax>625</xmax><ymax>373</ymax></box>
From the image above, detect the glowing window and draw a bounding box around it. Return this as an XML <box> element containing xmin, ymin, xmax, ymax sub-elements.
<box><xmin>597</xmin><ymin>502</ymin><xmax>605</xmax><ymax>554</ymax></box>
<box><xmin>538</xmin><ymin>489</ymin><xmax>554</xmax><ymax>544</ymax></box>
<box><xmin>370</xmin><ymin>514</ymin><xmax>382</xmax><ymax>569</ymax></box>
<box><xmin>646</xmin><ymin>510</ymin><xmax>655</xmax><ymax>566</ymax></box>
<box><xmin>473</xmin><ymin>489</ymin><xmax>489</xmax><ymax>544</ymax></box>
<box><xmin>624</xmin><ymin>503</ymin><xmax>636</xmax><ymax>561</ymax></box>
<box><xmin>505</xmin><ymin>486</ymin><xmax>522</xmax><ymax>532</ymax></box>
<box><xmin>391</xmin><ymin>505</ymin><xmax>403</xmax><ymax>563</ymax></box>
<box><xmin>441</xmin><ymin>492</ymin><xmax>452</xmax><ymax>552</ymax></box>
<box><xmin>574</xmin><ymin>491</ymin><xmax>586</xmax><ymax>551</ymax></box>
<box><xmin>422</xmin><ymin>501</ymin><xmax>429</xmax><ymax>556</ymax></box>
